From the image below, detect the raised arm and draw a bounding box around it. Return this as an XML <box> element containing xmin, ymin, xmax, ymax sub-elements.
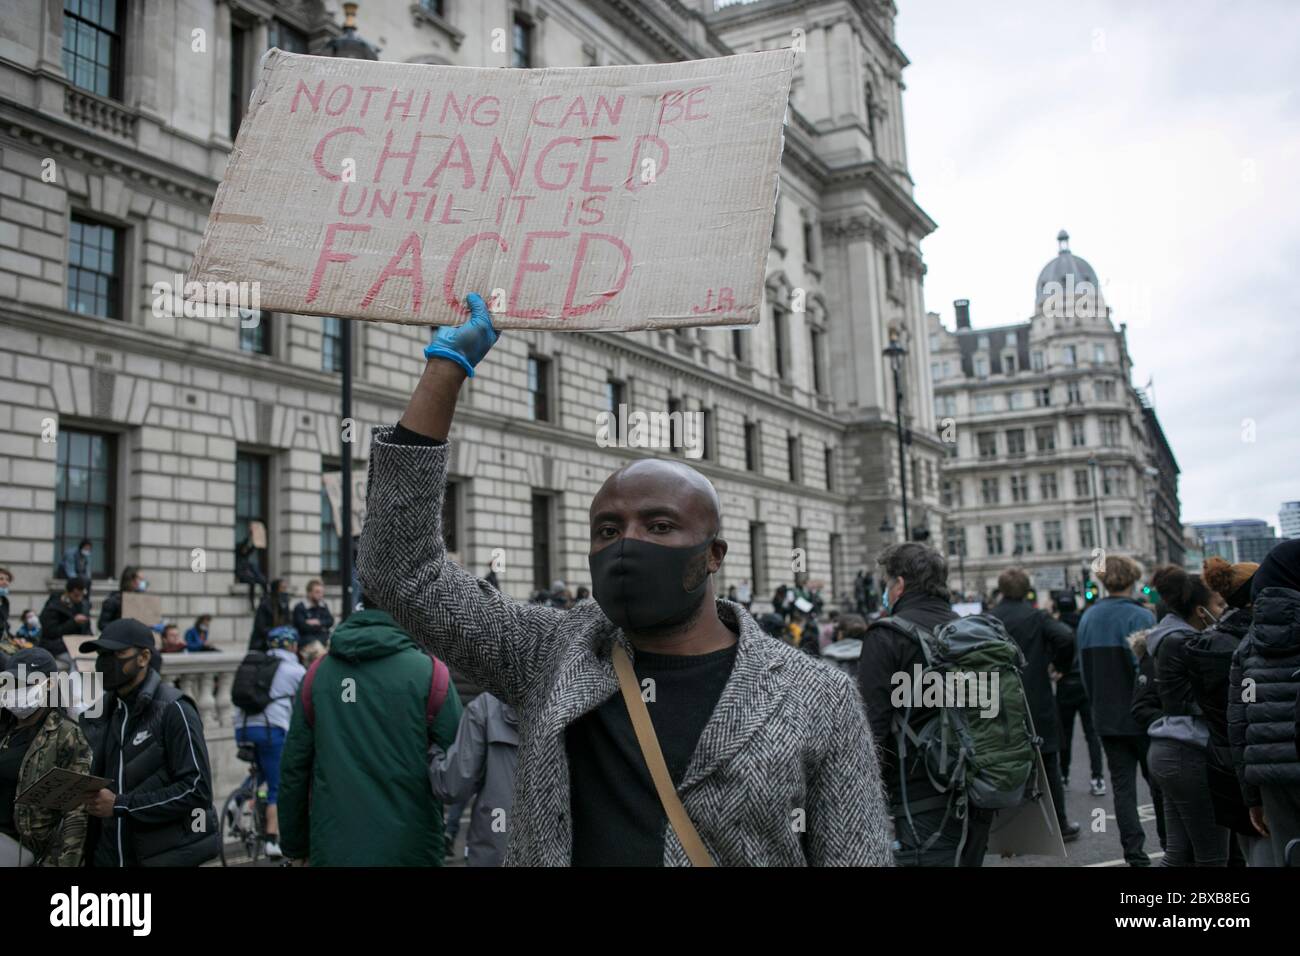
<box><xmin>357</xmin><ymin>294</ymin><xmax>565</xmax><ymax>706</ymax></box>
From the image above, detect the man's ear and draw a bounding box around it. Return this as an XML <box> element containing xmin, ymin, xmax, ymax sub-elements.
<box><xmin>708</xmin><ymin>536</ymin><xmax>728</xmax><ymax>572</ymax></box>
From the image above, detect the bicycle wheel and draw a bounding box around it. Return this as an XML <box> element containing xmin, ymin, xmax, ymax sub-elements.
<box><xmin>219</xmin><ymin>789</ymin><xmax>246</xmax><ymax>867</ymax></box>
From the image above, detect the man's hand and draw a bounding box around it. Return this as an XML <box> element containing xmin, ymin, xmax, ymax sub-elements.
<box><xmin>74</xmin><ymin>614</ymin><xmax>89</xmax><ymax>624</ymax></box>
<box><xmin>400</xmin><ymin>293</ymin><xmax>501</xmax><ymax>442</ymax></box>
<box><xmin>423</xmin><ymin>292</ymin><xmax>500</xmax><ymax>378</ymax></box>
<box><xmin>84</xmin><ymin>788</ymin><xmax>118</xmax><ymax>818</ymax></box>
<box><xmin>306</xmin><ymin>618</ymin><xmax>320</xmax><ymax>627</ymax></box>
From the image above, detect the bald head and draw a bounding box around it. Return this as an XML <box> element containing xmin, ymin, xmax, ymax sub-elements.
<box><xmin>590</xmin><ymin>458</ymin><xmax>724</xmax><ymax>557</ymax></box>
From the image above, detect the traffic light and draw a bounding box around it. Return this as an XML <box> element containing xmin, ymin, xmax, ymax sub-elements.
<box><xmin>1142</xmin><ymin>585</ymin><xmax>1152</xmax><ymax>597</ymax></box>
<box><xmin>1083</xmin><ymin>579</ymin><xmax>1097</xmax><ymax>602</ymax></box>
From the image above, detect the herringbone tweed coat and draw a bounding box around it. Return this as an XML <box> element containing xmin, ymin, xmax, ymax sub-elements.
<box><xmin>358</xmin><ymin>427</ymin><xmax>892</xmax><ymax>866</ymax></box>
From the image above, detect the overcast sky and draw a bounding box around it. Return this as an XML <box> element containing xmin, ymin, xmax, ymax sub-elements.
<box><xmin>894</xmin><ymin>0</ymin><xmax>1300</xmax><ymax>532</ymax></box>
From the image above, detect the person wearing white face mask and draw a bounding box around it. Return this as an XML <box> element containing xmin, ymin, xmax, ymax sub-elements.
<box><xmin>97</xmin><ymin>567</ymin><xmax>149</xmax><ymax>635</ymax></box>
<box><xmin>0</xmin><ymin>648</ymin><xmax>93</xmax><ymax>866</ymax></box>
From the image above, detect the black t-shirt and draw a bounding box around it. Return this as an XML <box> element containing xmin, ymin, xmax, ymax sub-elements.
<box><xmin>566</xmin><ymin>642</ymin><xmax>738</xmax><ymax>866</ymax></box>
<box><xmin>0</xmin><ymin>720</ymin><xmax>40</xmax><ymax>837</ymax></box>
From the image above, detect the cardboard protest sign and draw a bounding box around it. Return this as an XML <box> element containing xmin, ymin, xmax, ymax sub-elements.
<box><xmin>16</xmin><ymin>768</ymin><xmax>113</xmax><ymax>812</ymax></box>
<box><xmin>248</xmin><ymin>520</ymin><xmax>267</xmax><ymax>550</ymax></box>
<box><xmin>986</xmin><ymin>750</ymin><xmax>1069</xmax><ymax>859</ymax></box>
<box><xmin>121</xmin><ymin>593</ymin><xmax>162</xmax><ymax>627</ymax></box>
<box><xmin>188</xmin><ymin>48</ymin><xmax>794</xmax><ymax>331</ymax></box>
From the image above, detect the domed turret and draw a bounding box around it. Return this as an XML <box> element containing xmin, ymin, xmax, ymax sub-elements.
<box><xmin>1035</xmin><ymin>230</ymin><xmax>1101</xmax><ymax>307</ymax></box>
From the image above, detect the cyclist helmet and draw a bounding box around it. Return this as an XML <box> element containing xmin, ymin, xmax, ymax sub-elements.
<box><xmin>267</xmin><ymin>625</ymin><xmax>299</xmax><ymax>650</ymax></box>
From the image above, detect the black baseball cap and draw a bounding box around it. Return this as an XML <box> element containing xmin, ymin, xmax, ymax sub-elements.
<box><xmin>80</xmin><ymin>618</ymin><xmax>157</xmax><ymax>654</ymax></box>
<box><xmin>1</xmin><ymin>647</ymin><xmax>58</xmax><ymax>678</ymax></box>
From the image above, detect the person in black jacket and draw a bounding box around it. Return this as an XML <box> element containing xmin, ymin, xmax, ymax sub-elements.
<box><xmin>1188</xmin><ymin>556</ymin><xmax>1268</xmax><ymax>865</ymax></box>
<box><xmin>1227</xmin><ymin>539</ymin><xmax>1300</xmax><ymax>864</ymax></box>
<box><xmin>250</xmin><ymin>579</ymin><xmax>292</xmax><ymax>652</ymax></box>
<box><xmin>291</xmin><ymin>578</ymin><xmax>334</xmax><ymax>652</ymax></box>
<box><xmin>858</xmin><ymin>542</ymin><xmax>993</xmax><ymax>866</ymax></box>
<box><xmin>1144</xmin><ymin>565</ymin><xmax>1231</xmax><ymax>867</ymax></box>
<box><xmin>96</xmin><ymin>566</ymin><xmax>148</xmax><ymax>634</ymax></box>
<box><xmin>37</xmin><ymin>578</ymin><xmax>92</xmax><ymax>673</ymax></box>
<box><xmin>989</xmin><ymin>569</ymin><xmax>1080</xmax><ymax>842</ymax></box>
<box><xmin>78</xmin><ymin>619</ymin><xmax>219</xmax><ymax>867</ymax></box>
<box><xmin>1053</xmin><ymin>592</ymin><xmax>1107</xmax><ymax>796</ymax></box>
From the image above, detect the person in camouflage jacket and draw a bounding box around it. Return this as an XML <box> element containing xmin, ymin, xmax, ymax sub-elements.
<box><xmin>3</xmin><ymin>649</ymin><xmax>93</xmax><ymax>866</ymax></box>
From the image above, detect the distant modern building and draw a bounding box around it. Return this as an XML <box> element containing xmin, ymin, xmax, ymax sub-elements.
<box><xmin>1280</xmin><ymin>501</ymin><xmax>1300</xmax><ymax>539</ymax></box>
<box><xmin>930</xmin><ymin>231</ymin><xmax>1181</xmax><ymax>598</ymax></box>
<box><xmin>1189</xmin><ymin>519</ymin><xmax>1279</xmax><ymax>565</ymax></box>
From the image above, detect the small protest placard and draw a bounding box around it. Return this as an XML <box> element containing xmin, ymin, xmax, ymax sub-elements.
<box><xmin>188</xmin><ymin>48</ymin><xmax>794</xmax><ymax>330</ymax></box>
<box><xmin>120</xmin><ymin>593</ymin><xmax>162</xmax><ymax>627</ymax></box>
<box><xmin>15</xmin><ymin>768</ymin><xmax>114</xmax><ymax>812</ymax></box>
<box><xmin>248</xmin><ymin>520</ymin><xmax>268</xmax><ymax>550</ymax></box>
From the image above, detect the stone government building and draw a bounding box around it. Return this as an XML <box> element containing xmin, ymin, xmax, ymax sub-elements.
<box><xmin>929</xmin><ymin>231</ymin><xmax>1183</xmax><ymax>598</ymax></box>
<box><xmin>0</xmin><ymin>0</ymin><xmax>947</xmax><ymax>646</ymax></box>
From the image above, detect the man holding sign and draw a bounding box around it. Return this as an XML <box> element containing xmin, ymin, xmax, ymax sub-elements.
<box><xmin>358</xmin><ymin>294</ymin><xmax>891</xmax><ymax>867</ymax></box>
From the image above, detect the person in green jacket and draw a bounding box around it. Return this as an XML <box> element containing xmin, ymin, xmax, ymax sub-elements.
<box><xmin>278</xmin><ymin>596</ymin><xmax>462</xmax><ymax>866</ymax></box>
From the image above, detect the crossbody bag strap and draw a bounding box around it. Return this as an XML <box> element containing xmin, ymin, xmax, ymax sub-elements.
<box><xmin>611</xmin><ymin>642</ymin><xmax>715</xmax><ymax>868</ymax></box>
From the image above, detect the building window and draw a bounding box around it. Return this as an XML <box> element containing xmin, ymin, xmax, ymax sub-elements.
<box><xmin>320</xmin><ymin>466</ymin><xmax>342</xmax><ymax>585</ymax></box>
<box><xmin>1006</xmin><ymin>429</ymin><xmax>1026</xmax><ymax>458</ymax></box>
<box><xmin>802</xmin><ymin>218</ymin><xmax>816</xmax><ymax>264</ymax></box>
<box><xmin>977</xmin><ymin>431</ymin><xmax>997</xmax><ymax>460</ymax></box>
<box><xmin>63</xmin><ymin>0</ymin><xmax>124</xmax><ymax>99</ymax></box>
<box><xmin>443</xmin><ymin>480</ymin><xmax>460</xmax><ymax>554</ymax></box>
<box><xmin>1079</xmin><ymin>517</ymin><xmax>1096</xmax><ymax>550</ymax></box>
<box><xmin>744</xmin><ymin>421</ymin><xmax>758</xmax><ymax>472</ymax></box>
<box><xmin>1010</xmin><ymin>475</ymin><xmax>1029</xmax><ymax>503</ymax></box>
<box><xmin>731</xmin><ymin>328</ymin><xmax>747</xmax><ymax>362</ymax></box>
<box><xmin>809</xmin><ymin>327</ymin><xmax>825</xmax><ymax>394</ymax></box>
<box><xmin>787</xmin><ymin>435</ymin><xmax>802</xmax><ymax>484</ymax></box>
<box><xmin>985</xmin><ymin>524</ymin><xmax>1004</xmax><ymax>556</ymax></box>
<box><xmin>1102</xmin><ymin>465</ymin><xmax>1128</xmax><ymax>496</ymax></box>
<box><xmin>1013</xmin><ymin>522</ymin><xmax>1034</xmax><ymax>554</ymax></box>
<box><xmin>942</xmin><ymin>478</ymin><xmax>960</xmax><ymax>508</ymax></box>
<box><xmin>1007</xmin><ymin>390</ymin><xmax>1024</xmax><ymax>409</ymax></box>
<box><xmin>1105</xmin><ymin>516</ymin><xmax>1133</xmax><ymax>548</ymax></box>
<box><xmin>977</xmin><ymin>335</ymin><xmax>990</xmax><ymax>350</ymax></box>
<box><xmin>422</xmin><ymin>0</ymin><xmax>448</xmax><ymax>16</ymax></box>
<box><xmin>1070</xmin><ymin>419</ymin><xmax>1087</xmax><ymax>447</ymax></box>
<box><xmin>68</xmin><ymin>215</ymin><xmax>123</xmax><ymax>320</ymax></box>
<box><xmin>530</xmin><ymin>492</ymin><xmax>551</xmax><ymax>590</ymax></box>
<box><xmin>980</xmin><ymin>477</ymin><xmax>1000</xmax><ymax>505</ymax></box>
<box><xmin>230</xmin><ymin>22</ymin><xmax>250</xmax><ymax>141</ymax></box>
<box><xmin>54</xmin><ymin>428</ymin><xmax>116</xmax><ymax>580</ymax></box>
<box><xmin>1034</xmin><ymin>425</ymin><xmax>1056</xmax><ymax>452</ymax></box>
<box><xmin>1004</xmin><ymin>353</ymin><xmax>1018</xmax><ymax>375</ymax></box>
<box><xmin>1039</xmin><ymin>472</ymin><xmax>1059</xmax><ymax>500</ymax></box>
<box><xmin>749</xmin><ymin>522</ymin><xmax>767</xmax><ymax>595</ymax></box>
<box><xmin>772</xmin><ymin>307</ymin><xmax>789</xmax><ymax>380</ymax></box>
<box><xmin>824</xmin><ymin>447</ymin><xmax>835</xmax><ymax>491</ymax></box>
<box><xmin>1094</xmin><ymin>343</ymin><xmax>1106</xmax><ymax>364</ymax></box>
<box><xmin>1034</xmin><ymin>387</ymin><xmax>1051</xmax><ymax>407</ymax></box>
<box><xmin>946</xmin><ymin>526</ymin><xmax>966</xmax><ymax>558</ymax></box>
<box><xmin>666</xmin><ymin>396</ymin><xmax>682</xmax><ymax>452</ymax></box>
<box><xmin>1031</xmin><ymin>350</ymin><xmax>1044</xmax><ymax>372</ymax></box>
<box><xmin>1067</xmin><ymin>381</ymin><xmax>1083</xmax><ymax>405</ymax></box>
<box><xmin>321</xmin><ymin>317</ymin><xmax>344</xmax><ymax>372</ymax></box>
<box><xmin>1074</xmin><ymin>469</ymin><xmax>1091</xmax><ymax>499</ymax></box>
<box><xmin>1062</xmin><ymin>345</ymin><xmax>1077</xmax><ymax>367</ymax></box>
<box><xmin>604</xmin><ymin>379</ymin><xmax>625</xmax><ymax>442</ymax></box>
<box><xmin>1095</xmin><ymin>378</ymin><xmax>1116</xmax><ymax>401</ymax></box>
<box><xmin>974</xmin><ymin>356</ymin><xmax>989</xmax><ymax>379</ymax></box>
<box><xmin>511</xmin><ymin>15</ymin><xmax>533</xmax><ymax>68</ymax></box>
<box><xmin>974</xmin><ymin>395</ymin><xmax>994</xmax><ymax>414</ymax></box>
<box><xmin>236</xmin><ymin>452</ymin><xmax>270</xmax><ymax>578</ymax></box>
<box><xmin>268</xmin><ymin>19</ymin><xmax>310</xmax><ymax>53</ymax></box>
<box><xmin>1044</xmin><ymin>520</ymin><xmax>1064</xmax><ymax>553</ymax></box>
<box><xmin>527</xmin><ymin>354</ymin><xmax>551</xmax><ymax>422</ymax></box>
<box><xmin>238</xmin><ymin>309</ymin><xmax>272</xmax><ymax>355</ymax></box>
<box><xmin>1101</xmin><ymin>416</ymin><xmax>1122</xmax><ymax>446</ymax></box>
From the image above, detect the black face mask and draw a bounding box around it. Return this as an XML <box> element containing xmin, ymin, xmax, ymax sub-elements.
<box><xmin>96</xmin><ymin>651</ymin><xmax>142</xmax><ymax>690</ymax></box>
<box><xmin>589</xmin><ymin>536</ymin><xmax>714</xmax><ymax>632</ymax></box>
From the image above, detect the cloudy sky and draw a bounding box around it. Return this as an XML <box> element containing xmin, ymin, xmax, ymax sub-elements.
<box><xmin>894</xmin><ymin>0</ymin><xmax>1300</xmax><ymax>531</ymax></box>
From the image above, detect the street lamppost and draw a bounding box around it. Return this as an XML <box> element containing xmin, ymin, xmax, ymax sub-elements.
<box><xmin>1087</xmin><ymin>456</ymin><xmax>1103</xmax><ymax>556</ymax></box>
<box><xmin>882</xmin><ymin>339</ymin><xmax>910</xmax><ymax>541</ymax></box>
<box><xmin>324</xmin><ymin>3</ymin><xmax>378</xmax><ymax>620</ymax></box>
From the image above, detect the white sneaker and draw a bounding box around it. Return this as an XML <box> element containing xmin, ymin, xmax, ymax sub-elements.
<box><xmin>265</xmin><ymin>840</ymin><xmax>283</xmax><ymax>859</ymax></box>
<box><xmin>1090</xmin><ymin>777</ymin><xmax>1107</xmax><ymax>797</ymax></box>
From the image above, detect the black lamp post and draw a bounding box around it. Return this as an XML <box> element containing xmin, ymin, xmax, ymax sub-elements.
<box><xmin>324</xmin><ymin>3</ymin><xmax>379</xmax><ymax>620</ymax></box>
<box><xmin>882</xmin><ymin>339</ymin><xmax>910</xmax><ymax>540</ymax></box>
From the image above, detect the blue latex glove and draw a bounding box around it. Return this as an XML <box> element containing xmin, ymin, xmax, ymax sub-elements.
<box><xmin>424</xmin><ymin>293</ymin><xmax>501</xmax><ymax>377</ymax></box>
